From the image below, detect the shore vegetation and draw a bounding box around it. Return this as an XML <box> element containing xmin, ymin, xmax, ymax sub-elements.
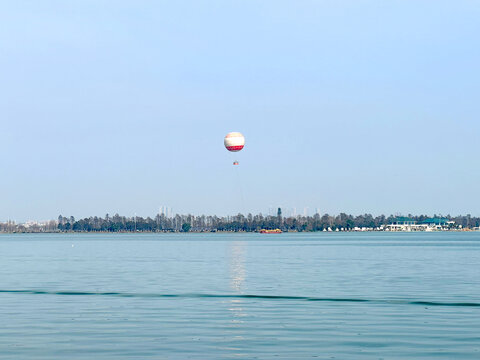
<box><xmin>1</xmin><ymin>212</ymin><xmax>479</xmax><ymax>233</ymax></box>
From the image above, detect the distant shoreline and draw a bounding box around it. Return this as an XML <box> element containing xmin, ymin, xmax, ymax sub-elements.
<box><xmin>0</xmin><ymin>229</ymin><xmax>477</xmax><ymax>235</ymax></box>
<box><xmin>2</xmin><ymin>213</ymin><xmax>479</xmax><ymax>233</ymax></box>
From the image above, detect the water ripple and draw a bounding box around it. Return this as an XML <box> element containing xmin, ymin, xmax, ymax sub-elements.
<box><xmin>0</xmin><ymin>289</ymin><xmax>479</xmax><ymax>307</ymax></box>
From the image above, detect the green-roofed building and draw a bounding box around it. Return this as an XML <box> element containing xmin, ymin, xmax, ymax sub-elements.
<box><xmin>420</xmin><ymin>218</ymin><xmax>449</xmax><ymax>226</ymax></box>
<box><xmin>386</xmin><ymin>217</ymin><xmax>455</xmax><ymax>231</ymax></box>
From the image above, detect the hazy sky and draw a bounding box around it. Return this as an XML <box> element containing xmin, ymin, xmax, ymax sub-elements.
<box><xmin>1</xmin><ymin>1</ymin><xmax>479</xmax><ymax>221</ymax></box>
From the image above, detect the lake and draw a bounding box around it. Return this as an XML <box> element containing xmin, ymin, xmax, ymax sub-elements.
<box><xmin>1</xmin><ymin>232</ymin><xmax>479</xmax><ymax>359</ymax></box>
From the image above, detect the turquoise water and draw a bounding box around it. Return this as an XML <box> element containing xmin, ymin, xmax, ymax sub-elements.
<box><xmin>1</xmin><ymin>232</ymin><xmax>480</xmax><ymax>359</ymax></box>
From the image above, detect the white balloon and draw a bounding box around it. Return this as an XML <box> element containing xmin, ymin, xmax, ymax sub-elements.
<box><xmin>224</xmin><ymin>132</ymin><xmax>245</xmax><ymax>152</ymax></box>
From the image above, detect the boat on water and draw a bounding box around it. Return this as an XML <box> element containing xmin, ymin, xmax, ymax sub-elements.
<box><xmin>259</xmin><ymin>229</ymin><xmax>282</xmax><ymax>234</ymax></box>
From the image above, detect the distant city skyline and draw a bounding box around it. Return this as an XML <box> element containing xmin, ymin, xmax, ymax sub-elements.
<box><xmin>1</xmin><ymin>1</ymin><xmax>480</xmax><ymax>221</ymax></box>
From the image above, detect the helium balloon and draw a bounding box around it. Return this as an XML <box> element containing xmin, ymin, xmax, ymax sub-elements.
<box><xmin>224</xmin><ymin>132</ymin><xmax>245</xmax><ymax>152</ymax></box>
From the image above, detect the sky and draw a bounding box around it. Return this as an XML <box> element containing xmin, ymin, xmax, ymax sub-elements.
<box><xmin>1</xmin><ymin>0</ymin><xmax>479</xmax><ymax>221</ymax></box>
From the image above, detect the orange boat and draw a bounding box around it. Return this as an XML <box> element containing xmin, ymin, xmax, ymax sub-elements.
<box><xmin>259</xmin><ymin>229</ymin><xmax>282</xmax><ymax>234</ymax></box>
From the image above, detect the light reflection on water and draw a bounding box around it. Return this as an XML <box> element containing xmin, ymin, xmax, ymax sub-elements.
<box><xmin>229</xmin><ymin>241</ymin><xmax>247</xmax><ymax>294</ymax></box>
<box><xmin>227</xmin><ymin>241</ymin><xmax>247</xmax><ymax>355</ymax></box>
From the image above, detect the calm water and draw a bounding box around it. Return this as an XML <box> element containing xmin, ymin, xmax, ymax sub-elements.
<box><xmin>1</xmin><ymin>232</ymin><xmax>480</xmax><ymax>359</ymax></box>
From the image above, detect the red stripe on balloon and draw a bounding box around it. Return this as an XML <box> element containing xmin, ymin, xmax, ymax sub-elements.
<box><xmin>226</xmin><ymin>145</ymin><xmax>244</xmax><ymax>152</ymax></box>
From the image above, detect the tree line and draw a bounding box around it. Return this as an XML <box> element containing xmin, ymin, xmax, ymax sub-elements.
<box><xmin>52</xmin><ymin>212</ymin><xmax>479</xmax><ymax>233</ymax></box>
<box><xmin>1</xmin><ymin>211</ymin><xmax>479</xmax><ymax>233</ymax></box>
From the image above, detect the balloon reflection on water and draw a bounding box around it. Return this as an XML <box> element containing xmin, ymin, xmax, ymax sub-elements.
<box><xmin>229</xmin><ymin>241</ymin><xmax>247</xmax><ymax>294</ymax></box>
<box><xmin>228</xmin><ymin>241</ymin><xmax>248</xmax><ymax>322</ymax></box>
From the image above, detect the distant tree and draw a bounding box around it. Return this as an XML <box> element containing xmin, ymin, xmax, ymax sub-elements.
<box><xmin>182</xmin><ymin>223</ymin><xmax>191</xmax><ymax>232</ymax></box>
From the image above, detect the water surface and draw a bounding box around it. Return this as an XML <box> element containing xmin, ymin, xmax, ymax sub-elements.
<box><xmin>1</xmin><ymin>232</ymin><xmax>479</xmax><ymax>359</ymax></box>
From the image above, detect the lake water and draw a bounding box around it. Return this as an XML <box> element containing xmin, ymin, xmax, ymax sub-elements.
<box><xmin>1</xmin><ymin>232</ymin><xmax>480</xmax><ymax>359</ymax></box>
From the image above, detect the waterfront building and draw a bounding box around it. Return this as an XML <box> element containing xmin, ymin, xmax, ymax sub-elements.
<box><xmin>386</xmin><ymin>217</ymin><xmax>417</xmax><ymax>231</ymax></box>
<box><xmin>386</xmin><ymin>217</ymin><xmax>455</xmax><ymax>231</ymax></box>
<box><xmin>420</xmin><ymin>218</ymin><xmax>454</xmax><ymax>231</ymax></box>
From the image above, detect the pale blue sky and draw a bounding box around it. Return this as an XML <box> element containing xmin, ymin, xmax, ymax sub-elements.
<box><xmin>1</xmin><ymin>0</ymin><xmax>479</xmax><ymax>221</ymax></box>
